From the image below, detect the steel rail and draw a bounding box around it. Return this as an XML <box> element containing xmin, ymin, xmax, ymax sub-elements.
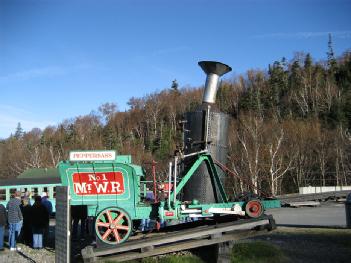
<box><xmin>278</xmin><ymin>190</ymin><xmax>350</xmax><ymax>204</ymax></box>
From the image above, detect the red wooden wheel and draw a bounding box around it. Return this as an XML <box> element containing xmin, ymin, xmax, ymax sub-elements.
<box><xmin>95</xmin><ymin>207</ymin><xmax>132</xmax><ymax>245</ymax></box>
<box><xmin>245</xmin><ymin>199</ymin><xmax>263</xmax><ymax>218</ymax></box>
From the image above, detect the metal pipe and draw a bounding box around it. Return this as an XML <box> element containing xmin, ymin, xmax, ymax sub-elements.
<box><xmin>198</xmin><ymin>61</ymin><xmax>232</xmax><ymax>104</ymax></box>
<box><xmin>182</xmin><ymin>150</ymin><xmax>208</xmax><ymax>159</ymax></box>
<box><xmin>202</xmin><ymin>74</ymin><xmax>220</xmax><ymax>104</ymax></box>
<box><xmin>168</xmin><ymin>162</ymin><xmax>172</xmax><ymax>209</ymax></box>
<box><xmin>173</xmin><ymin>157</ymin><xmax>178</xmax><ymax>206</ymax></box>
<box><xmin>204</xmin><ymin>105</ymin><xmax>211</xmax><ymax>150</ymax></box>
<box><xmin>152</xmin><ymin>161</ymin><xmax>157</xmax><ymax>203</ymax></box>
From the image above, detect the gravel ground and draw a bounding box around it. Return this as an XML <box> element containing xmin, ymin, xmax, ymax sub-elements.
<box><xmin>0</xmin><ymin>223</ymin><xmax>56</xmax><ymax>263</ymax></box>
<box><xmin>0</xmin><ymin>245</ymin><xmax>55</xmax><ymax>263</ymax></box>
<box><xmin>266</xmin><ymin>201</ymin><xmax>347</xmax><ymax>227</ymax></box>
<box><xmin>251</xmin><ymin>227</ymin><xmax>351</xmax><ymax>263</ymax></box>
<box><xmin>0</xmin><ymin>220</ymin><xmax>96</xmax><ymax>263</ymax></box>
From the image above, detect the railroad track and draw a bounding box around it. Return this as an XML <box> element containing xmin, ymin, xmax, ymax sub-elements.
<box><xmin>278</xmin><ymin>190</ymin><xmax>350</xmax><ymax>205</ymax></box>
<box><xmin>81</xmin><ymin>215</ymin><xmax>276</xmax><ymax>262</ymax></box>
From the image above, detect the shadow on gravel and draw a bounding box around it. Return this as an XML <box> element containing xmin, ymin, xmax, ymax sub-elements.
<box><xmin>277</xmin><ymin>224</ymin><xmax>347</xmax><ymax>229</ymax></box>
<box><xmin>251</xmin><ymin>227</ymin><xmax>351</xmax><ymax>263</ymax></box>
<box><xmin>17</xmin><ymin>251</ymin><xmax>36</xmax><ymax>263</ymax></box>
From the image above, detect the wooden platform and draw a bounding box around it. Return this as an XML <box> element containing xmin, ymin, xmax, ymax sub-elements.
<box><xmin>81</xmin><ymin>215</ymin><xmax>276</xmax><ymax>262</ymax></box>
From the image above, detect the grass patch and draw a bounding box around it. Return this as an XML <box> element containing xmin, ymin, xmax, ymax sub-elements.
<box><xmin>106</xmin><ymin>254</ymin><xmax>204</xmax><ymax>263</ymax></box>
<box><xmin>276</xmin><ymin>227</ymin><xmax>351</xmax><ymax>236</ymax></box>
<box><xmin>231</xmin><ymin>241</ymin><xmax>287</xmax><ymax>263</ymax></box>
<box><xmin>275</xmin><ymin>227</ymin><xmax>351</xmax><ymax>247</ymax></box>
<box><xmin>158</xmin><ymin>255</ymin><xmax>204</xmax><ymax>263</ymax></box>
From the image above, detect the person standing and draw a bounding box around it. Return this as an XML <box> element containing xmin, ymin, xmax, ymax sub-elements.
<box><xmin>71</xmin><ymin>205</ymin><xmax>87</xmax><ymax>240</ymax></box>
<box><xmin>6</xmin><ymin>191</ymin><xmax>23</xmax><ymax>251</ymax></box>
<box><xmin>20</xmin><ymin>198</ymin><xmax>32</xmax><ymax>246</ymax></box>
<box><xmin>139</xmin><ymin>192</ymin><xmax>154</xmax><ymax>231</ymax></box>
<box><xmin>41</xmin><ymin>192</ymin><xmax>52</xmax><ymax>215</ymax></box>
<box><xmin>157</xmin><ymin>188</ymin><xmax>167</xmax><ymax>229</ymax></box>
<box><xmin>41</xmin><ymin>192</ymin><xmax>52</xmax><ymax>247</ymax></box>
<box><xmin>0</xmin><ymin>203</ymin><xmax>7</xmax><ymax>251</ymax></box>
<box><xmin>30</xmin><ymin>196</ymin><xmax>49</xmax><ymax>249</ymax></box>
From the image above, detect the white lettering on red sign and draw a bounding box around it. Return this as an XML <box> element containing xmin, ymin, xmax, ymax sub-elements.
<box><xmin>73</xmin><ymin>171</ymin><xmax>125</xmax><ymax>195</ymax></box>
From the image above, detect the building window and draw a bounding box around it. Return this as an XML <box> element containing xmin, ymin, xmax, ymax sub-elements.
<box><xmin>0</xmin><ymin>189</ymin><xmax>5</xmax><ymax>201</ymax></box>
<box><xmin>10</xmin><ymin>188</ymin><xmax>17</xmax><ymax>197</ymax></box>
<box><xmin>31</xmin><ymin>187</ymin><xmax>38</xmax><ymax>198</ymax></box>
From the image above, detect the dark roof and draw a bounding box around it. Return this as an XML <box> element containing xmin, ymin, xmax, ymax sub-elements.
<box><xmin>17</xmin><ymin>168</ymin><xmax>59</xmax><ymax>179</ymax></box>
<box><xmin>0</xmin><ymin>168</ymin><xmax>61</xmax><ymax>187</ymax></box>
<box><xmin>0</xmin><ymin>177</ymin><xmax>61</xmax><ymax>187</ymax></box>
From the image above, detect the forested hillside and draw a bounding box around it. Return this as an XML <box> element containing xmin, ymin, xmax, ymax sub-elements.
<box><xmin>1</xmin><ymin>46</ymin><xmax>350</xmax><ymax>195</ymax></box>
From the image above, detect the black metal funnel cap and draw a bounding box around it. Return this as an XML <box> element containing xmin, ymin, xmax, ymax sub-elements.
<box><xmin>198</xmin><ymin>61</ymin><xmax>232</xmax><ymax>76</ymax></box>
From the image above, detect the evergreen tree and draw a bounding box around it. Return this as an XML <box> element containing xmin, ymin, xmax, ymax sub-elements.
<box><xmin>14</xmin><ymin>122</ymin><xmax>24</xmax><ymax>139</ymax></box>
<box><xmin>171</xmin><ymin>79</ymin><xmax>179</xmax><ymax>91</ymax></box>
<box><xmin>288</xmin><ymin>60</ymin><xmax>302</xmax><ymax>116</ymax></box>
<box><xmin>304</xmin><ymin>53</ymin><xmax>312</xmax><ymax>69</ymax></box>
<box><xmin>327</xmin><ymin>33</ymin><xmax>337</xmax><ymax>70</ymax></box>
<box><xmin>102</xmin><ymin>124</ymin><xmax>118</xmax><ymax>150</ymax></box>
<box><xmin>267</xmin><ymin>59</ymin><xmax>288</xmax><ymax>116</ymax></box>
<box><xmin>335</xmin><ymin>52</ymin><xmax>351</xmax><ymax>128</ymax></box>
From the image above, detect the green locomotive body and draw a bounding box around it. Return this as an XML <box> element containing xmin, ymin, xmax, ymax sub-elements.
<box><xmin>58</xmin><ymin>150</ymin><xmax>277</xmax><ymax>245</ymax></box>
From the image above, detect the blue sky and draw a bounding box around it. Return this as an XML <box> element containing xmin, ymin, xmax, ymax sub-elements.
<box><xmin>0</xmin><ymin>0</ymin><xmax>350</xmax><ymax>139</ymax></box>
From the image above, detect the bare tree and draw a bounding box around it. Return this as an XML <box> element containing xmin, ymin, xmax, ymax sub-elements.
<box><xmin>334</xmin><ymin>125</ymin><xmax>350</xmax><ymax>186</ymax></box>
<box><xmin>98</xmin><ymin>102</ymin><xmax>118</xmax><ymax>122</ymax></box>
<box><xmin>145</xmin><ymin>93</ymin><xmax>162</xmax><ymax>137</ymax></box>
<box><xmin>286</xmin><ymin>120</ymin><xmax>317</xmax><ymax>189</ymax></box>
<box><xmin>236</xmin><ymin>113</ymin><xmax>264</xmax><ymax>194</ymax></box>
<box><xmin>266</xmin><ymin>126</ymin><xmax>294</xmax><ymax>195</ymax></box>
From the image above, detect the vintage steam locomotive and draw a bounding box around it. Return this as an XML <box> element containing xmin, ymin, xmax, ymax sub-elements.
<box><xmin>58</xmin><ymin>61</ymin><xmax>278</xmax><ymax>246</ymax></box>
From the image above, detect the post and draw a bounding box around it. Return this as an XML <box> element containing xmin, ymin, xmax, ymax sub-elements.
<box><xmin>204</xmin><ymin>105</ymin><xmax>211</xmax><ymax>151</ymax></box>
<box><xmin>168</xmin><ymin>162</ymin><xmax>172</xmax><ymax>209</ymax></box>
<box><xmin>173</xmin><ymin>157</ymin><xmax>178</xmax><ymax>206</ymax></box>
<box><xmin>55</xmin><ymin>186</ymin><xmax>71</xmax><ymax>263</ymax></box>
<box><xmin>152</xmin><ymin>160</ymin><xmax>157</xmax><ymax>203</ymax></box>
<box><xmin>346</xmin><ymin>193</ymin><xmax>351</xmax><ymax>228</ymax></box>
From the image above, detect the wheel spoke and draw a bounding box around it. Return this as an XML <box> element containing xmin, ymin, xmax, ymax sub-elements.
<box><xmin>113</xmin><ymin>212</ymin><xmax>125</xmax><ymax>225</ymax></box>
<box><xmin>102</xmin><ymin>229</ymin><xmax>112</xmax><ymax>240</ymax></box>
<box><xmin>113</xmin><ymin>229</ymin><xmax>121</xmax><ymax>242</ymax></box>
<box><xmin>116</xmin><ymin>225</ymin><xmax>130</xmax><ymax>231</ymax></box>
<box><xmin>97</xmin><ymin>221</ymin><xmax>110</xmax><ymax>228</ymax></box>
<box><xmin>106</xmin><ymin>211</ymin><xmax>113</xmax><ymax>224</ymax></box>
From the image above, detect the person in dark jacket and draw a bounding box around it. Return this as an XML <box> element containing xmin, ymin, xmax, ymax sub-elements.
<box><xmin>20</xmin><ymin>198</ymin><xmax>32</xmax><ymax>246</ymax></box>
<box><xmin>30</xmin><ymin>196</ymin><xmax>49</xmax><ymax>249</ymax></box>
<box><xmin>0</xmin><ymin>203</ymin><xmax>7</xmax><ymax>251</ymax></box>
<box><xmin>41</xmin><ymin>192</ymin><xmax>52</xmax><ymax>247</ymax></box>
<box><xmin>139</xmin><ymin>192</ymin><xmax>154</xmax><ymax>231</ymax></box>
<box><xmin>7</xmin><ymin>191</ymin><xmax>23</xmax><ymax>251</ymax></box>
<box><xmin>71</xmin><ymin>205</ymin><xmax>87</xmax><ymax>240</ymax></box>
